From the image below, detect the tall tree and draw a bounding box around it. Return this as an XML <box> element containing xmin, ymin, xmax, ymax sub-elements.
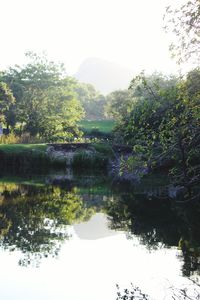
<box><xmin>3</xmin><ymin>52</ymin><xmax>84</xmax><ymax>140</ymax></box>
<box><xmin>104</xmin><ymin>89</ymin><xmax>133</xmax><ymax>121</ymax></box>
<box><xmin>75</xmin><ymin>82</ymin><xmax>106</xmax><ymax>120</ymax></box>
<box><xmin>0</xmin><ymin>81</ymin><xmax>15</xmax><ymax>125</ymax></box>
<box><xmin>114</xmin><ymin>71</ymin><xmax>200</xmax><ymax>193</ymax></box>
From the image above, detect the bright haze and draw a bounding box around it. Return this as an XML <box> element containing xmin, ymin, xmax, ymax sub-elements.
<box><xmin>0</xmin><ymin>0</ymin><xmax>184</xmax><ymax>92</ymax></box>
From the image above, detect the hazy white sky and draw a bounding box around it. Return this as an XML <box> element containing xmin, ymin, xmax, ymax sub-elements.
<box><xmin>0</xmin><ymin>0</ymin><xmax>185</xmax><ymax>75</ymax></box>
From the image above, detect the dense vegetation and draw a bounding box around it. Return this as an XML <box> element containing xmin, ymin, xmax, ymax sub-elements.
<box><xmin>0</xmin><ymin>52</ymin><xmax>108</xmax><ymax>143</ymax></box>
<box><xmin>110</xmin><ymin>71</ymin><xmax>199</xmax><ymax>191</ymax></box>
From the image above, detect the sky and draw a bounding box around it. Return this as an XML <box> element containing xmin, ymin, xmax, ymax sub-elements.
<box><xmin>0</xmin><ymin>0</ymin><xmax>186</xmax><ymax>75</ymax></box>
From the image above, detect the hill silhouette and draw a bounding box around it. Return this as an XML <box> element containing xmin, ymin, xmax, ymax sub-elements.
<box><xmin>75</xmin><ymin>57</ymin><xmax>133</xmax><ymax>95</ymax></box>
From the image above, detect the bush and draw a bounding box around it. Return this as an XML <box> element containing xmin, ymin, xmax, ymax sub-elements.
<box><xmin>0</xmin><ymin>133</ymin><xmax>44</xmax><ymax>144</ymax></box>
<box><xmin>0</xmin><ymin>134</ymin><xmax>19</xmax><ymax>144</ymax></box>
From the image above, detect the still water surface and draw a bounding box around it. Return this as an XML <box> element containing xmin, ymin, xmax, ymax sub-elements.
<box><xmin>0</xmin><ymin>171</ymin><xmax>199</xmax><ymax>300</ymax></box>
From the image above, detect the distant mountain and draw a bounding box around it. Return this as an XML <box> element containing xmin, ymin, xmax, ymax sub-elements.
<box><xmin>75</xmin><ymin>57</ymin><xmax>133</xmax><ymax>95</ymax></box>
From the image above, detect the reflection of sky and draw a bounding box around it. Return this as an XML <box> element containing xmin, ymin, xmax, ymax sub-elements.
<box><xmin>73</xmin><ymin>213</ymin><xmax>122</xmax><ymax>240</ymax></box>
<box><xmin>0</xmin><ymin>213</ymin><xmax>197</xmax><ymax>300</ymax></box>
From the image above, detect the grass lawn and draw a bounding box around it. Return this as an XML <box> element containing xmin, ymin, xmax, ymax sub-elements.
<box><xmin>0</xmin><ymin>144</ymin><xmax>47</xmax><ymax>154</ymax></box>
<box><xmin>0</xmin><ymin>176</ymin><xmax>46</xmax><ymax>187</ymax></box>
<box><xmin>79</xmin><ymin>119</ymin><xmax>115</xmax><ymax>133</ymax></box>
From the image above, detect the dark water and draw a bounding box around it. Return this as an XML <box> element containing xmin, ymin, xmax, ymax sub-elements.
<box><xmin>0</xmin><ymin>170</ymin><xmax>200</xmax><ymax>300</ymax></box>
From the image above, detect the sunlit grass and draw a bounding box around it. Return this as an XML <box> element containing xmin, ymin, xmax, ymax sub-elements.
<box><xmin>0</xmin><ymin>178</ymin><xmax>45</xmax><ymax>188</ymax></box>
<box><xmin>0</xmin><ymin>144</ymin><xmax>47</xmax><ymax>153</ymax></box>
<box><xmin>79</xmin><ymin>119</ymin><xmax>115</xmax><ymax>133</ymax></box>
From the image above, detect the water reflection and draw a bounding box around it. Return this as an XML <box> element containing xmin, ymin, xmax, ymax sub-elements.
<box><xmin>74</xmin><ymin>213</ymin><xmax>121</xmax><ymax>240</ymax></box>
<box><xmin>0</xmin><ymin>172</ymin><xmax>199</xmax><ymax>279</ymax></box>
<box><xmin>106</xmin><ymin>189</ymin><xmax>200</xmax><ymax>278</ymax></box>
<box><xmin>0</xmin><ymin>182</ymin><xmax>97</xmax><ymax>266</ymax></box>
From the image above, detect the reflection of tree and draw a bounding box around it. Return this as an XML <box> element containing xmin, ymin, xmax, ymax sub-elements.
<box><xmin>116</xmin><ymin>280</ymin><xmax>200</xmax><ymax>300</ymax></box>
<box><xmin>177</xmin><ymin>205</ymin><xmax>200</xmax><ymax>277</ymax></box>
<box><xmin>106</xmin><ymin>193</ymin><xmax>180</xmax><ymax>249</ymax></box>
<box><xmin>106</xmin><ymin>191</ymin><xmax>200</xmax><ymax>277</ymax></box>
<box><xmin>116</xmin><ymin>284</ymin><xmax>151</xmax><ymax>300</ymax></box>
<box><xmin>0</xmin><ymin>185</ymin><xmax>95</xmax><ymax>266</ymax></box>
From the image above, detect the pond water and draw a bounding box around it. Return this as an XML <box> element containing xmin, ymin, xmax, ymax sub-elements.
<box><xmin>0</xmin><ymin>171</ymin><xmax>199</xmax><ymax>300</ymax></box>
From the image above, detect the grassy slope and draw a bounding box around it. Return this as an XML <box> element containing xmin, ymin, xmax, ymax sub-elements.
<box><xmin>79</xmin><ymin>120</ymin><xmax>115</xmax><ymax>133</ymax></box>
<box><xmin>0</xmin><ymin>177</ymin><xmax>46</xmax><ymax>187</ymax></box>
<box><xmin>0</xmin><ymin>144</ymin><xmax>47</xmax><ymax>154</ymax></box>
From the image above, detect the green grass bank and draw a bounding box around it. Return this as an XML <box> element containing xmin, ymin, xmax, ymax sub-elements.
<box><xmin>0</xmin><ymin>143</ymin><xmax>115</xmax><ymax>172</ymax></box>
<box><xmin>0</xmin><ymin>144</ymin><xmax>47</xmax><ymax>154</ymax></box>
<box><xmin>0</xmin><ymin>144</ymin><xmax>52</xmax><ymax>172</ymax></box>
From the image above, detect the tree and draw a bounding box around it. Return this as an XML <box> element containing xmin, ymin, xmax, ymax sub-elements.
<box><xmin>115</xmin><ymin>72</ymin><xmax>178</xmax><ymax>147</ymax></box>
<box><xmin>75</xmin><ymin>82</ymin><xmax>106</xmax><ymax>120</ymax></box>
<box><xmin>164</xmin><ymin>0</ymin><xmax>200</xmax><ymax>64</ymax></box>
<box><xmin>0</xmin><ymin>81</ymin><xmax>15</xmax><ymax>125</ymax></box>
<box><xmin>114</xmin><ymin>71</ymin><xmax>200</xmax><ymax>193</ymax></box>
<box><xmin>104</xmin><ymin>89</ymin><xmax>133</xmax><ymax>121</ymax></box>
<box><xmin>2</xmin><ymin>52</ymin><xmax>84</xmax><ymax>140</ymax></box>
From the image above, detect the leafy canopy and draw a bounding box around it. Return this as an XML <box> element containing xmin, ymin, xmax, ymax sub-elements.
<box><xmin>2</xmin><ymin>52</ymin><xmax>85</xmax><ymax>141</ymax></box>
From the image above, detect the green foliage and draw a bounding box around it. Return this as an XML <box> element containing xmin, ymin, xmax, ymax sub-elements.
<box><xmin>0</xmin><ymin>133</ymin><xmax>20</xmax><ymax>144</ymax></box>
<box><xmin>116</xmin><ymin>72</ymin><xmax>178</xmax><ymax>146</ymax></box>
<box><xmin>1</xmin><ymin>52</ymin><xmax>121</xmax><ymax>142</ymax></box>
<box><xmin>0</xmin><ymin>81</ymin><xmax>15</xmax><ymax>124</ymax></box>
<box><xmin>104</xmin><ymin>89</ymin><xmax>134</xmax><ymax>121</ymax></box>
<box><xmin>2</xmin><ymin>52</ymin><xmax>84</xmax><ymax>141</ymax></box>
<box><xmin>114</xmin><ymin>71</ymin><xmax>200</xmax><ymax>191</ymax></box>
<box><xmin>75</xmin><ymin>82</ymin><xmax>106</xmax><ymax>120</ymax></box>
